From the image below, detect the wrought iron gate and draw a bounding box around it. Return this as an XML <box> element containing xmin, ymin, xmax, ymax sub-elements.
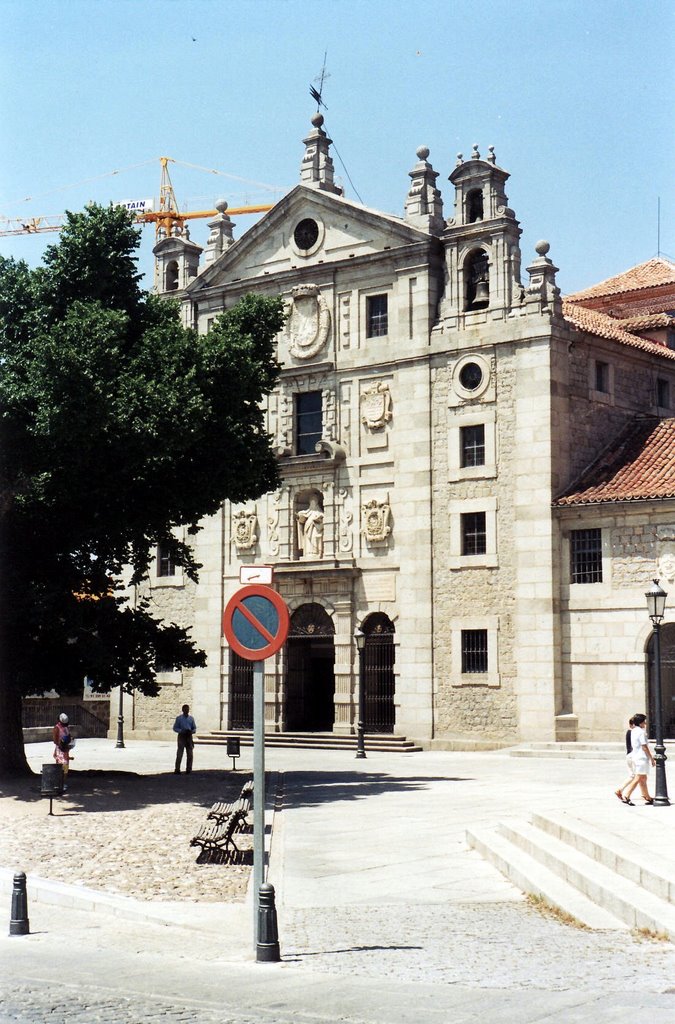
<box><xmin>284</xmin><ymin>603</ymin><xmax>335</xmax><ymax>732</ymax></box>
<box><xmin>228</xmin><ymin>651</ymin><xmax>253</xmax><ymax>730</ymax></box>
<box><xmin>363</xmin><ymin>613</ymin><xmax>395</xmax><ymax>733</ymax></box>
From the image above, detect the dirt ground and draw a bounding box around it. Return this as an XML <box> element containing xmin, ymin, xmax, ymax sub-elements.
<box><xmin>0</xmin><ymin>766</ymin><xmax>252</xmax><ymax>902</ymax></box>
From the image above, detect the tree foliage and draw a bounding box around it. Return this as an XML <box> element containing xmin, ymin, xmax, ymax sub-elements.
<box><xmin>0</xmin><ymin>204</ymin><xmax>284</xmax><ymax>774</ymax></box>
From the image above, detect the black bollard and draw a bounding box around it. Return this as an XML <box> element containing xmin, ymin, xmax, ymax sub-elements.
<box><xmin>9</xmin><ymin>872</ymin><xmax>29</xmax><ymax>936</ymax></box>
<box><xmin>256</xmin><ymin>882</ymin><xmax>280</xmax><ymax>962</ymax></box>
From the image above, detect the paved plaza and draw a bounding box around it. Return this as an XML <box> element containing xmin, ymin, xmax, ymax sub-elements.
<box><xmin>1</xmin><ymin>738</ymin><xmax>675</xmax><ymax>1022</ymax></box>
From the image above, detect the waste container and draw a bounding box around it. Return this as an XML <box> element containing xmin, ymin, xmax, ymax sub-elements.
<box><xmin>41</xmin><ymin>763</ymin><xmax>64</xmax><ymax>796</ymax></box>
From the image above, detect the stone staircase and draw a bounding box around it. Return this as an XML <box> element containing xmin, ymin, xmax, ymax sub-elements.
<box><xmin>509</xmin><ymin>742</ymin><xmax>625</xmax><ymax>760</ymax></box>
<box><xmin>466</xmin><ymin>810</ymin><xmax>675</xmax><ymax>936</ymax></box>
<box><xmin>195</xmin><ymin>730</ymin><xmax>423</xmax><ymax>753</ymax></box>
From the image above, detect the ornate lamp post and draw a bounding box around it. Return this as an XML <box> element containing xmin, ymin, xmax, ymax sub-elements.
<box><xmin>645</xmin><ymin>579</ymin><xmax>669</xmax><ymax>805</ymax></box>
<box><xmin>354</xmin><ymin>628</ymin><xmax>366</xmax><ymax>759</ymax></box>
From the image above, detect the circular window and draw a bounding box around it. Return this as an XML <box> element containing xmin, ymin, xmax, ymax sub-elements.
<box><xmin>459</xmin><ymin>362</ymin><xmax>483</xmax><ymax>392</ymax></box>
<box><xmin>293</xmin><ymin>218</ymin><xmax>319</xmax><ymax>251</ymax></box>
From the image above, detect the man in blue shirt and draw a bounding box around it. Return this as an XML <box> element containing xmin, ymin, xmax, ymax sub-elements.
<box><xmin>173</xmin><ymin>704</ymin><xmax>197</xmax><ymax>774</ymax></box>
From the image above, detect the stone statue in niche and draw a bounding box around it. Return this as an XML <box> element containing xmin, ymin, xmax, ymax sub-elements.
<box><xmin>360</xmin><ymin>381</ymin><xmax>392</xmax><ymax>430</ymax></box>
<box><xmin>658</xmin><ymin>550</ymin><xmax>675</xmax><ymax>585</ymax></box>
<box><xmin>361</xmin><ymin>499</ymin><xmax>392</xmax><ymax>545</ymax></box>
<box><xmin>296</xmin><ymin>495</ymin><xmax>324</xmax><ymax>558</ymax></box>
<box><xmin>232</xmin><ymin>509</ymin><xmax>258</xmax><ymax>552</ymax></box>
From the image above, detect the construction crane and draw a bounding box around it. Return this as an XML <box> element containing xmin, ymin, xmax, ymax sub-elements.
<box><xmin>0</xmin><ymin>157</ymin><xmax>276</xmax><ymax>239</ymax></box>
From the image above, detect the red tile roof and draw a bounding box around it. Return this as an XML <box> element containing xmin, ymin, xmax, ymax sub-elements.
<box><xmin>566</xmin><ymin>258</ymin><xmax>675</xmax><ymax>302</ymax></box>
<box><xmin>562</xmin><ymin>301</ymin><xmax>675</xmax><ymax>360</ymax></box>
<box><xmin>554</xmin><ymin>418</ymin><xmax>675</xmax><ymax>506</ymax></box>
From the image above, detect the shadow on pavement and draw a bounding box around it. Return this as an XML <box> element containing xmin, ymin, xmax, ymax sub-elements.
<box><xmin>282</xmin><ymin>770</ymin><xmax>473</xmax><ymax>808</ymax></box>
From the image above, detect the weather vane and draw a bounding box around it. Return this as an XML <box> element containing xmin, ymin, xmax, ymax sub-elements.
<box><xmin>310</xmin><ymin>50</ymin><xmax>330</xmax><ymax>110</ymax></box>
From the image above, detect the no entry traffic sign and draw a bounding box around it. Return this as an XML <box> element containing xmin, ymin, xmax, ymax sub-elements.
<box><xmin>222</xmin><ymin>585</ymin><xmax>290</xmax><ymax>661</ymax></box>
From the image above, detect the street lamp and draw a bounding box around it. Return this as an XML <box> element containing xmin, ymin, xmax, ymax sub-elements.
<box><xmin>115</xmin><ymin>685</ymin><xmax>125</xmax><ymax>749</ymax></box>
<box><xmin>645</xmin><ymin>579</ymin><xmax>669</xmax><ymax>806</ymax></box>
<box><xmin>353</xmin><ymin>627</ymin><xmax>366</xmax><ymax>759</ymax></box>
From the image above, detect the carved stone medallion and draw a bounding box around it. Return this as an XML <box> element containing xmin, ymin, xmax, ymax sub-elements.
<box><xmin>361</xmin><ymin>499</ymin><xmax>392</xmax><ymax>545</ymax></box>
<box><xmin>287</xmin><ymin>283</ymin><xmax>331</xmax><ymax>360</ymax></box>
<box><xmin>360</xmin><ymin>381</ymin><xmax>392</xmax><ymax>430</ymax></box>
<box><xmin>232</xmin><ymin>509</ymin><xmax>258</xmax><ymax>552</ymax></box>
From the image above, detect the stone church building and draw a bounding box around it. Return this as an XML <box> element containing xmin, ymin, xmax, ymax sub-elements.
<box><xmin>125</xmin><ymin>114</ymin><xmax>675</xmax><ymax>747</ymax></box>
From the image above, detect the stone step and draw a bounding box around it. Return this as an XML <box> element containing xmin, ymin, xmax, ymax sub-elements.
<box><xmin>465</xmin><ymin>825</ymin><xmax>626</xmax><ymax>930</ymax></box>
<box><xmin>196</xmin><ymin>731</ymin><xmax>424</xmax><ymax>753</ymax></box>
<box><xmin>532</xmin><ymin>811</ymin><xmax>675</xmax><ymax>906</ymax></box>
<box><xmin>509</xmin><ymin>745</ymin><xmax>621</xmax><ymax>760</ymax></box>
<box><xmin>468</xmin><ymin>815</ymin><xmax>675</xmax><ymax>939</ymax></box>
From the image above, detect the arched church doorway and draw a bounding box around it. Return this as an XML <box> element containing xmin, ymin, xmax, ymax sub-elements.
<box><xmin>647</xmin><ymin>623</ymin><xmax>675</xmax><ymax>738</ymax></box>
<box><xmin>362</xmin><ymin>612</ymin><xmax>396</xmax><ymax>734</ymax></box>
<box><xmin>284</xmin><ymin>603</ymin><xmax>335</xmax><ymax>731</ymax></box>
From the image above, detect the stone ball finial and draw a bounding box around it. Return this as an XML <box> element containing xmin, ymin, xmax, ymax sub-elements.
<box><xmin>416</xmin><ymin>145</ymin><xmax>430</xmax><ymax>161</ymax></box>
<box><xmin>215</xmin><ymin>199</ymin><xmax>229</xmax><ymax>214</ymax></box>
<box><xmin>311</xmin><ymin>112</ymin><xmax>324</xmax><ymax>129</ymax></box>
<box><xmin>472</xmin><ymin>144</ymin><xmax>480</xmax><ymax>159</ymax></box>
<box><xmin>488</xmin><ymin>145</ymin><xmax>496</xmax><ymax>164</ymax></box>
<box><xmin>535</xmin><ymin>240</ymin><xmax>551</xmax><ymax>256</ymax></box>
<box><xmin>456</xmin><ymin>153</ymin><xmax>463</xmax><ymax>166</ymax></box>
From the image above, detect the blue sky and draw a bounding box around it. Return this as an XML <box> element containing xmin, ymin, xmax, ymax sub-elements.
<box><xmin>1</xmin><ymin>0</ymin><xmax>673</xmax><ymax>294</ymax></box>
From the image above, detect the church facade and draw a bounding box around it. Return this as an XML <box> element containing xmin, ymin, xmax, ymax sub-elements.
<box><xmin>125</xmin><ymin>115</ymin><xmax>675</xmax><ymax>747</ymax></box>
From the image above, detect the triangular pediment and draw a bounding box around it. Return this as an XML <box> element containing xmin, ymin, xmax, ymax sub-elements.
<box><xmin>187</xmin><ymin>185</ymin><xmax>432</xmax><ymax>293</ymax></box>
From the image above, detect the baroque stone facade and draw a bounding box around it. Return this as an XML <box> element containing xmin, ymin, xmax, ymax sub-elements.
<box><xmin>128</xmin><ymin>114</ymin><xmax>675</xmax><ymax>747</ymax></box>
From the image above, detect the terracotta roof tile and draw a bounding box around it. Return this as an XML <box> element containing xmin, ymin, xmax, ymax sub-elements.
<box><xmin>566</xmin><ymin>257</ymin><xmax>675</xmax><ymax>302</ymax></box>
<box><xmin>562</xmin><ymin>301</ymin><xmax>675</xmax><ymax>360</ymax></box>
<box><xmin>554</xmin><ymin>418</ymin><xmax>675</xmax><ymax>506</ymax></box>
<box><xmin>618</xmin><ymin>312</ymin><xmax>674</xmax><ymax>330</ymax></box>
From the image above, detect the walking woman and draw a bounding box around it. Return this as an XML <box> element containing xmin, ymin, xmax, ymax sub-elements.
<box><xmin>623</xmin><ymin>713</ymin><xmax>656</xmax><ymax>806</ymax></box>
<box><xmin>615</xmin><ymin>717</ymin><xmax>636</xmax><ymax>803</ymax></box>
<box><xmin>52</xmin><ymin>713</ymin><xmax>74</xmax><ymax>792</ymax></box>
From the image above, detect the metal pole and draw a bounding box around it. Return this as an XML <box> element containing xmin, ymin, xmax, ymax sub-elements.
<box><xmin>115</xmin><ymin>685</ymin><xmax>125</xmax><ymax>748</ymax></box>
<box><xmin>253</xmin><ymin>659</ymin><xmax>266</xmax><ymax>947</ymax></box>
<box><xmin>651</xmin><ymin>621</ymin><xmax>670</xmax><ymax>805</ymax></box>
<box><xmin>356</xmin><ymin>644</ymin><xmax>366</xmax><ymax>759</ymax></box>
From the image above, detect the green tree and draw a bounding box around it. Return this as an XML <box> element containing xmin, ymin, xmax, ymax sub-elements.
<box><xmin>0</xmin><ymin>204</ymin><xmax>284</xmax><ymax>775</ymax></box>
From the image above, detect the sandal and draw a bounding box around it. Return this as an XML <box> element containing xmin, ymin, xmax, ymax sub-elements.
<box><xmin>645</xmin><ymin>798</ymin><xmax>654</xmax><ymax>805</ymax></box>
<box><xmin>614</xmin><ymin>790</ymin><xmax>625</xmax><ymax>802</ymax></box>
<box><xmin>624</xmin><ymin>798</ymin><xmax>634</xmax><ymax>805</ymax></box>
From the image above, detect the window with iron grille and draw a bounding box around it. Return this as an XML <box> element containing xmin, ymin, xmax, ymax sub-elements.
<box><xmin>461</xmin><ymin>511</ymin><xmax>487</xmax><ymax>555</ymax></box>
<box><xmin>461</xmin><ymin>629</ymin><xmax>488</xmax><ymax>673</ymax></box>
<box><xmin>366</xmin><ymin>294</ymin><xmax>388</xmax><ymax>337</ymax></box>
<box><xmin>157</xmin><ymin>542</ymin><xmax>176</xmax><ymax>577</ymax></box>
<box><xmin>460</xmin><ymin>424</ymin><xmax>486</xmax><ymax>467</ymax></box>
<box><xmin>570</xmin><ymin>528</ymin><xmax>603</xmax><ymax>583</ymax></box>
<box><xmin>295</xmin><ymin>391</ymin><xmax>323</xmax><ymax>455</ymax></box>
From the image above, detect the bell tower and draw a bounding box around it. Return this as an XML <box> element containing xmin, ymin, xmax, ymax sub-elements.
<box><xmin>438</xmin><ymin>145</ymin><xmax>523</xmax><ymax>326</ymax></box>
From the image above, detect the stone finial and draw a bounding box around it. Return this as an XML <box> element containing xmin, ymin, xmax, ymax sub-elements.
<box><xmin>456</xmin><ymin>153</ymin><xmax>464</xmax><ymax>166</ymax></box>
<box><xmin>405</xmin><ymin>145</ymin><xmax>444</xmax><ymax>235</ymax></box>
<box><xmin>535</xmin><ymin>239</ymin><xmax>550</xmax><ymax>256</ymax></box>
<box><xmin>488</xmin><ymin>146</ymin><xmax>496</xmax><ymax>165</ymax></box>
<box><xmin>525</xmin><ymin>241</ymin><xmax>561</xmax><ymax>316</ymax></box>
<box><xmin>300</xmin><ymin>113</ymin><xmax>342</xmax><ymax>195</ymax></box>
<box><xmin>472</xmin><ymin>144</ymin><xmax>480</xmax><ymax>160</ymax></box>
<box><xmin>203</xmin><ymin>199</ymin><xmax>234</xmax><ymax>267</ymax></box>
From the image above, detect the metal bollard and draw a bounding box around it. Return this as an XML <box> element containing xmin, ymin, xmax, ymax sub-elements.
<box><xmin>9</xmin><ymin>872</ymin><xmax>29</xmax><ymax>935</ymax></box>
<box><xmin>256</xmin><ymin>882</ymin><xmax>280</xmax><ymax>962</ymax></box>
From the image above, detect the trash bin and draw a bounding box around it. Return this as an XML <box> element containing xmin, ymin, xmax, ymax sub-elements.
<box><xmin>41</xmin><ymin>763</ymin><xmax>64</xmax><ymax>796</ymax></box>
<box><xmin>227</xmin><ymin>737</ymin><xmax>241</xmax><ymax>758</ymax></box>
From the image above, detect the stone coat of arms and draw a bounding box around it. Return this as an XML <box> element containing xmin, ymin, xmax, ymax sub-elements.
<box><xmin>361</xmin><ymin>499</ymin><xmax>392</xmax><ymax>545</ymax></box>
<box><xmin>287</xmin><ymin>283</ymin><xmax>331</xmax><ymax>360</ymax></box>
<box><xmin>232</xmin><ymin>509</ymin><xmax>258</xmax><ymax>552</ymax></box>
<box><xmin>360</xmin><ymin>381</ymin><xmax>392</xmax><ymax>430</ymax></box>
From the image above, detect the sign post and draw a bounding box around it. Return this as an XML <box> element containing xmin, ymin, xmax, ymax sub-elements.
<box><xmin>222</xmin><ymin>582</ymin><xmax>289</xmax><ymax>954</ymax></box>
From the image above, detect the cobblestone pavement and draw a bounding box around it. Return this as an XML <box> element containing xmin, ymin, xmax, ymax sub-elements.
<box><xmin>283</xmin><ymin>901</ymin><xmax>675</xmax><ymax>991</ymax></box>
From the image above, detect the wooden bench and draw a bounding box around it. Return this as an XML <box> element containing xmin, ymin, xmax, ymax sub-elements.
<box><xmin>207</xmin><ymin>780</ymin><xmax>253</xmax><ymax>826</ymax></box>
<box><xmin>190</xmin><ymin>807</ymin><xmax>250</xmax><ymax>863</ymax></box>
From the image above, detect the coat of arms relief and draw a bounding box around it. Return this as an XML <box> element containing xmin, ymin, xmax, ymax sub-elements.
<box><xmin>232</xmin><ymin>509</ymin><xmax>258</xmax><ymax>552</ymax></box>
<box><xmin>286</xmin><ymin>284</ymin><xmax>331</xmax><ymax>361</ymax></box>
<box><xmin>360</xmin><ymin>381</ymin><xmax>393</xmax><ymax>430</ymax></box>
<box><xmin>361</xmin><ymin>498</ymin><xmax>392</xmax><ymax>546</ymax></box>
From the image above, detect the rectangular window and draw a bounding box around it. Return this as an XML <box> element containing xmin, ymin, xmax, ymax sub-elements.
<box><xmin>461</xmin><ymin>629</ymin><xmax>488</xmax><ymax>673</ymax></box>
<box><xmin>366</xmin><ymin>294</ymin><xmax>388</xmax><ymax>338</ymax></box>
<box><xmin>595</xmin><ymin>360</ymin><xmax>609</xmax><ymax>393</ymax></box>
<box><xmin>657</xmin><ymin>378</ymin><xmax>670</xmax><ymax>408</ymax></box>
<box><xmin>570</xmin><ymin>528</ymin><xmax>603</xmax><ymax>584</ymax></box>
<box><xmin>461</xmin><ymin>511</ymin><xmax>487</xmax><ymax>556</ymax></box>
<box><xmin>157</xmin><ymin>542</ymin><xmax>176</xmax><ymax>577</ymax></box>
<box><xmin>460</xmin><ymin>424</ymin><xmax>486</xmax><ymax>468</ymax></box>
<box><xmin>295</xmin><ymin>391</ymin><xmax>323</xmax><ymax>455</ymax></box>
